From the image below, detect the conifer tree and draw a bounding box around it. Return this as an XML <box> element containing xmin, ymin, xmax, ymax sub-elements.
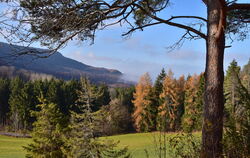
<box><xmin>196</xmin><ymin>73</ymin><xmax>205</xmax><ymax>129</ymax></box>
<box><xmin>8</xmin><ymin>77</ymin><xmax>24</xmax><ymax>131</ymax></box>
<box><xmin>46</xmin><ymin>79</ymin><xmax>65</xmax><ymax>113</ymax></box>
<box><xmin>92</xmin><ymin>84</ymin><xmax>111</xmax><ymax>111</ymax></box>
<box><xmin>61</xmin><ymin>79</ymin><xmax>80</xmax><ymax>113</ymax></box>
<box><xmin>182</xmin><ymin>74</ymin><xmax>201</xmax><ymax>132</ymax></box>
<box><xmin>175</xmin><ymin>75</ymin><xmax>185</xmax><ymax>130</ymax></box>
<box><xmin>63</xmin><ymin>78</ymin><xmax>130</xmax><ymax>158</ymax></box>
<box><xmin>9</xmin><ymin>79</ymin><xmax>36</xmax><ymax>132</ymax></box>
<box><xmin>158</xmin><ymin>70</ymin><xmax>180</xmax><ymax>131</ymax></box>
<box><xmin>24</xmin><ymin>96</ymin><xmax>66</xmax><ymax>158</ymax></box>
<box><xmin>18</xmin><ymin>82</ymin><xmax>36</xmax><ymax>131</ymax></box>
<box><xmin>113</xmin><ymin>87</ymin><xmax>135</xmax><ymax>114</ymax></box>
<box><xmin>241</xmin><ymin>59</ymin><xmax>250</xmax><ymax>92</ymax></box>
<box><xmin>224</xmin><ymin>60</ymin><xmax>242</xmax><ymax>122</ymax></box>
<box><xmin>223</xmin><ymin>61</ymin><xmax>250</xmax><ymax>157</ymax></box>
<box><xmin>132</xmin><ymin>73</ymin><xmax>154</xmax><ymax>132</ymax></box>
<box><xmin>154</xmin><ymin>68</ymin><xmax>166</xmax><ymax>98</ymax></box>
<box><xmin>63</xmin><ymin>78</ymin><xmax>99</xmax><ymax>157</ymax></box>
<box><xmin>0</xmin><ymin>78</ymin><xmax>10</xmax><ymax>127</ymax></box>
<box><xmin>33</xmin><ymin>80</ymin><xmax>49</xmax><ymax>99</ymax></box>
<box><xmin>153</xmin><ymin>69</ymin><xmax>166</xmax><ymax>130</ymax></box>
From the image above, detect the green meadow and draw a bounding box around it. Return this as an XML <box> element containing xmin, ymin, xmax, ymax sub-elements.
<box><xmin>0</xmin><ymin>132</ymin><xmax>200</xmax><ymax>158</ymax></box>
<box><xmin>103</xmin><ymin>132</ymin><xmax>163</xmax><ymax>158</ymax></box>
<box><xmin>0</xmin><ymin>135</ymin><xmax>31</xmax><ymax>158</ymax></box>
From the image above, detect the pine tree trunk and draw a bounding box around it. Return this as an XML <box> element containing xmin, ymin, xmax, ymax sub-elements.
<box><xmin>202</xmin><ymin>1</ymin><xmax>226</xmax><ymax>157</ymax></box>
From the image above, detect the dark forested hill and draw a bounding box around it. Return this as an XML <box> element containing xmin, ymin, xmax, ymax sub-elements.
<box><xmin>0</xmin><ymin>42</ymin><xmax>123</xmax><ymax>84</ymax></box>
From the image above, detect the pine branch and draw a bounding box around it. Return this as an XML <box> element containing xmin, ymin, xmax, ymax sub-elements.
<box><xmin>133</xmin><ymin>3</ymin><xmax>207</xmax><ymax>40</ymax></box>
<box><xmin>228</xmin><ymin>3</ymin><xmax>250</xmax><ymax>11</ymax></box>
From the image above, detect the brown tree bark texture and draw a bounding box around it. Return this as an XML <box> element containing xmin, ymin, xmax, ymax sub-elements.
<box><xmin>202</xmin><ymin>0</ymin><xmax>226</xmax><ymax>158</ymax></box>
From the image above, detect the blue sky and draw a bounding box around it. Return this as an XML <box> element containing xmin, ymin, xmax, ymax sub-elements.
<box><xmin>1</xmin><ymin>0</ymin><xmax>250</xmax><ymax>82</ymax></box>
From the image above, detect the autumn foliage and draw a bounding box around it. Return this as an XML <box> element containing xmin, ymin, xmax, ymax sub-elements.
<box><xmin>132</xmin><ymin>73</ymin><xmax>153</xmax><ymax>132</ymax></box>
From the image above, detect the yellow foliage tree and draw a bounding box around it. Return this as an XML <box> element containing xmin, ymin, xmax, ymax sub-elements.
<box><xmin>132</xmin><ymin>72</ymin><xmax>153</xmax><ymax>132</ymax></box>
<box><xmin>158</xmin><ymin>70</ymin><xmax>182</xmax><ymax>131</ymax></box>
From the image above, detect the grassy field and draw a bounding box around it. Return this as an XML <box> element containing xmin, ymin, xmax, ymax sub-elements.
<box><xmin>103</xmin><ymin>132</ymin><xmax>165</xmax><ymax>158</ymax></box>
<box><xmin>0</xmin><ymin>135</ymin><xmax>31</xmax><ymax>158</ymax></box>
<box><xmin>0</xmin><ymin>132</ymin><xmax>200</xmax><ymax>158</ymax></box>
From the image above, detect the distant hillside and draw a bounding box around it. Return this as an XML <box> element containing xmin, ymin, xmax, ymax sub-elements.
<box><xmin>0</xmin><ymin>42</ymin><xmax>124</xmax><ymax>84</ymax></box>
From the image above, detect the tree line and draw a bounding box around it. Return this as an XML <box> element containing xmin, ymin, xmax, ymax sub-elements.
<box><xmin>133</xmin><ymin>69</ymin><xmax>204</xmax><ymax>133</ymax></box>
<box><xmin>134</xmin><ymin>59</ymin><xmax>250</xmax><ymax>128</ymax></box>
<box><xmin>24</xmin><ymin>78</ymin><xmax>131</xmax><ymax>157</ymax></box>
<box><xmin>0</xmin><ymin>77</ymin><xmax>135</xmax><ymax>136</ymax></box>
<box><xmin>0</xmin><ymin>59</ymin><xmax>249</xmax><ymax>135</ymax></box>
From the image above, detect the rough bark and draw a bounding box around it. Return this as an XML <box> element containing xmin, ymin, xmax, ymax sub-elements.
<box><xmin>201</xmin><ymin>0</ymin><xmax>226</xmax><ymax>158</ymax></box>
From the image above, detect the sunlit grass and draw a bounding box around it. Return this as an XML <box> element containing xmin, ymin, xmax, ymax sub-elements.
<box><xmin>0</xmin><ymin>135</ymin><xmax>31</xmax><ymax>158</ymax></box>
<box><xmin>0</xmin><ymin>132</ymin><xmax>201</xmax><ymax>158</ymax></box>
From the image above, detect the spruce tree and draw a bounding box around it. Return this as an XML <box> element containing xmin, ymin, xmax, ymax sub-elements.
<box><xmin>241</xmin><ymin>59</ymin><xmax>250</xmax><ymax>92</ymax></box>
<box><xmin>63</xmin><ymin>78</ymin><xmax>130</xmax><ymax>158</ymax></box>
<box><xmin>92</xmin><ymin>84</ymin><xmax>111</xmax><ymax>111</ymax></box>
<box><xmin>114</xmin><ymin>87</ymin><xmax>135</xmax><ymax>114</ymax></box>
<box><xmin>223</xmin><ymin>60</ymin><xmax>250</xmax><ymax>157</ymax></box>
<box><xmin>46</xmin><ymin>79</ymin><xmax>65</xmax><ymax>113</ymax></box>
<box><xmin>224</xmin><ymin>60</ymin><xmax>242</xmax><ymax>122</ymax></box>
<box><xmin>9</xmin><ymin>79</ymin><xmax>35</xmax><ymax>132</ymax></box>
<box><xmin>175</xmin><ymin>75</ymin><xmax>185</xmax><ymax>130</ymax></box>
<box><xmin>8</xmin><ymin>77</ymin><xmax>24</xmax><ymax>131</ymax></box>
<box><xmin>182</xmin><ymin>74</ymin><xmax>201</xmax><ymax>132</ymax></box>
<box><xmin>19</xmin><ymin>82</ymin><xmax>36</xmax><ymax>131</ymax></box>
<box><xmin>61</xmin><ymin>79</ymin><xmax>80</xmax><ymax>113</ymax></box>
<box><xmin>153</xmin><ymin>69</ymin><xmax>166</xmax><ymax>130</ymax></box>
<box><xmin>154</xmin><ymin>68</ymin><xmax>166</xmax><ymax>98</ymax></box>
<box><xmin>33</xmin><ymin>80</ymin><xmax>49</xmax><ymax>100</ymax></box>
<box><xmin>24</xmin><ymin>96</ymin><xmax>66</xmax><ymax>158</ymax></box>
<box><xmin>0</xmin><ymin>78</ymin><xmax>10</xmax><ymax>127</ymax></box>
<box><xmin>195</xmin><ymin>73</ymin><xmax>205</xmax><ymax>130</ymax></box>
